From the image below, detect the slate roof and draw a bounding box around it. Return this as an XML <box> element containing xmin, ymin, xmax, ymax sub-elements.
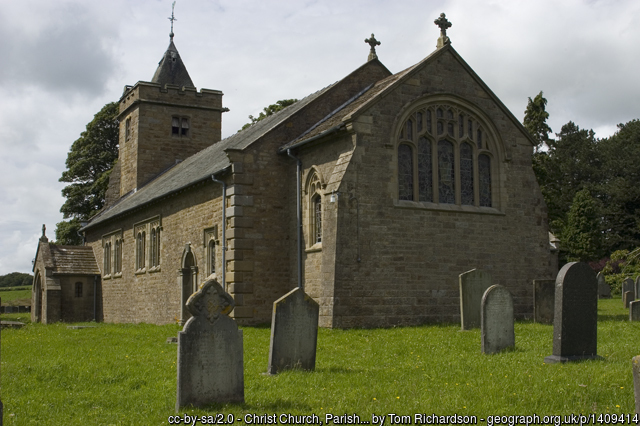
<box><xmin>48</xmin><ymin>245</ymin><xmax>100</xmax><ymax>275</ymax></box>
<box><xmin>151</xmin><ymin>40</ymin><xmax>195</xmax><ymax>88</ymax></box>
<box><xmin>84</xmin><ymin>80</ymin><xmax>337</xmax><ymax>229</ymax></box>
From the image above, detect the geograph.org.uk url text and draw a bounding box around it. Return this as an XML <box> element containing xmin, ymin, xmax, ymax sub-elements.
<box><xmin>167</xmin><ymin>413</ymin><xmax>640</xmax><ymax>426</ymax></box>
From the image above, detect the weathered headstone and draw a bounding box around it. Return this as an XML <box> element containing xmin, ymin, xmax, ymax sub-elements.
<box><xmin>533</xmin><ymin>279</ymin><xmax>555</xmax><ymax>324</ymax></box>
<box><xmin>481</xmin><ymin>285</ymin><xmax>515</xmax><ymax>354</ymax></box>
<box><xmin>634</xmin><ymin>356</ymin><xmax>640</xmax><ymax>415</ymax></box>
<box><xmin>267</xmin><ymin>287</ymin><xmax>319</xmax><ymax>374</ymax></box>
<box><xmin>544</xmin><ymin>262</ymin><xmax>602</xmax><ymax>363</ymax></box>
<box><xmin>597</xmin><ymin>272</ymin><xmax>611</xmax><ymax>299</ymax></box>
<box><xmin>176</xmin><ymin>279</ymin><xmax>243</xmax><ymax>410</ymax></box>
<box><xmin>624</xmin><ymin>291</ymin><xmax>635</xmax><ymax>309</ymax></box>
<box><xmin>635</xmin><ymin>277</ymin><xmax>640</xmax><ymax>303</ymax></box>
<box><xmin>623</xmin><ymin>277</ymin><xmax>634</xmax><ymax>300</ymax></box>
<box><xmin>459</xmin><ymin>269</ymin><xmax>492</xmax><ymax>330</ymax></box>
<box><xmin>630</xmin><ymin>301</ymin><xmax>640</xmax><ymax>322</ymax></box>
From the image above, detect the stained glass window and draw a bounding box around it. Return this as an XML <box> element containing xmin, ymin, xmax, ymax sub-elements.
<box><xmin>437</xmin><ymin>108</ymin><xmax>443</xmax><ymax>118</ymax></box>
<box><xmin>479</xmin><ymin>154</ymin><xmax>492</xmax><ymax>207</ymax></box>
<box><xmin>447</xmin><ymin>109</ymin><xmax>454</xmax><ymax>120</ymax></box>
<box><xmin>418</xmin><ymin>137</ymin><xmax>432</xmax><ymax>202</ymax></box>
<box><xmin>398</xmin><ymin>144</ymin><xmax>414</xmax><ymax>200</ymax></box>
<box><xmin>314</xmin><ymin>196</ymin><xmax>322</xmax><ymax>243</ymax></box>
<box><xmin>437</xmin><ymin>121</ymin><xmax>444</xmax><ymax>135</ymax></box>
<box><xmin>459</xmin><ymin>114</ymin><xmax>464</xmax><ymax>138</ymax></box>
<box><xmin>417</xmin><ymin>112</ymin><xmax>423</xmax><ymax>133</ymax></box>
<box><xmin>468</xmin><ymin>119</ymin><xmax>473</xmax><ymax>140</ymax></box>
<box><xmin>426</xmin><ymin>110</ymin><xmax>432</xmax><ymax>133</ymax></box>
<box><xmin>477</xmin><ymin>129</ymin><xmax>483</xmax><ymax>149</ymax></box>
<box><xmin>438</xmin><ymin>140</ymin><xmax>455</xmax><ymax>204</ymax></box>
<box><xmin>460</xmin><ymin>143</ymin><xmax>474</xmax><ymax>205</ymax></box>
<box><xmin>447</xmin><ymin>123</ymin><xmax>454</xmax><ymax>137</ymax></box>
<box><xmin>406</xmin><ymin>119</ymin><xmax>413</xmax><ymax>140</ymax></box>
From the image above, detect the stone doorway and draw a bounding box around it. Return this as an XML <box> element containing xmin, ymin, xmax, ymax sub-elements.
<box><xmin>33</xmin><ymin>272</ymin><xmax>43</xmax><ymax>323</ymax></box>
<box><xmin>179</xmin><ymin>244</ymin><xmax>198</xmax><ymax>325</ymax></box>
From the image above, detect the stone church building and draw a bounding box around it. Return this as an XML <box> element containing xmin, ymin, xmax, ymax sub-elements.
<box><xmin>33</xmin><ymin>15</ymin><xmax>557</xmax><ymax>327</ymax></box>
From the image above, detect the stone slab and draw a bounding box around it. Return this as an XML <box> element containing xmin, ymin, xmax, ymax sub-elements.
<box><xmin>623</xmin><ymin>278</ymin><xmax>634</xmax><ymax>300</ymax></box>
<box><xmin>631</xmin><ymin>301</ymin><xmax>640</xmax><ymax>322</ymax></box>
<box><xmin>533</xmin><ymin>279</ymin><xmax>555</xmax><ymax>324</ymax></box>
<box><xmin>481</xmin><ymin>285</ymin><xmax>514</xmax><ymax>354</ymax></box>
<box><xmin>176</xmin><ymin>279</ymin><xmax>244</xmax><ymax>410</ymax></box>
<box><xmin>0</xmin><ymin>321</ymin><xmax>24</xmax><ymax>329</ymax></box>
<box><xmin>597</xmin><ymin>272</ymin><xmax>611</xmax><ymax>299</ymax></box>
<box><xmin>459</xmin><ymin>269</ymin><xmax>492</xmax><ymax>330</ymax></box>
<box><xmin>544</xmin><ymin>262</ymin><xmax>602</xmax><ymax>363</ymax></box>
<box><xmin>624</xmin><ymin>291</ymin><xmax>635</xmax><ymax>309</ymax></box>
<box><xmin>267</xmin><ymin>287</ymin><xmax>319</xmax><ymax>374</ymax></box>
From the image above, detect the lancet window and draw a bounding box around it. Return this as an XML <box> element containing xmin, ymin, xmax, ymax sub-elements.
<box><xmin>306</xmin><ymin>170</ymin><xmax>324</xmax><ymax>247</ymax></box>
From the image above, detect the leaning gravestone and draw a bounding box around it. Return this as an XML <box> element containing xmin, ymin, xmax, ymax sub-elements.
<box><xmin>544</xmin><ymin>262</ymin><xmax>602</xmax><ymax>363</ymax></box>
<box><xmin>481</xmin><ymin>285</ymin><xmax>515</xmax><ymax>354</ymax></box>
<box><xmin>176</xmin><ymin>279</ymin><xmax>244</xmax><ymax>410</ymax></box>
<box><xmin>267</xmin><ymin>287</ymin><xmax>319</xmax><ymax>374</ymax></box>
<box><xmin>630</xmin><ymin>301</ymin><xmax>640</xmax><ymax>322</ymax></box>
<box><xmin>623</xmin><ymin>277</ymin><xmax>635</xmax><ymax>300</ymax></box>
<box><xmin>597</xmin><ymin>272</ymin><xmax>611</xmax><ymax>299</ymax></box>
<box><xmin>459</xmin><ymin>269</ymin><xmax>492</xmax><ymax>330</ymax></box>
<box><xmin>624</xmin><ymin>291</ymin><xmax>635</xmax><ymax>309</ymax></box>
<box><xmin>533</xmin><ymin>279</ymin><xmax>555</xmax><ymax>324</ymax></box>
<box><xmin>634</xmin><ymin>356</ymin><xmax>640</xmax><ymax>415</ymax></box>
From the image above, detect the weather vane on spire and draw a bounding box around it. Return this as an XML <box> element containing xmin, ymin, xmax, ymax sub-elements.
<box><xmin>169</xmin><ymin>1</ymin><xmax>177</xmax><ymax>41</ymax></box>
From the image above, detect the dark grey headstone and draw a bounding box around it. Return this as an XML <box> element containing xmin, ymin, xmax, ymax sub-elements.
<box><xmin>544</xmin><ymin>262</ymin><xmax>602</xmax><ymax>363</ymax></box>
<box><xmin>459</xmin><ymin>269</ymin><xmax>492</xmax><ymax>330</ymax></box>
<box><xmin>597</xmin><ymin>272</ymin><xmax>611</xmax><ymax>299</ymax></box>
<box><xmin>267</xmin><ymin>287</ymin><xmax>319</xmax><ymax>374</ymax></box>
<box><xmin>623</xmin><ymin>278</ymin><xmax>634</xmax><ymax>299</ymax></box>
<box><xmin>630</xmin><ymin>301</ymin><xmax>640</xmax><ymax>322</ymax></box>
<box><xmin>533</xmin><ymin>279</ymin><xmax>555</xmax><ymax>324</ymax></box>
<box><xmin>481</xmin><ymin>285</ymin><xmax>515</xmax><ymax>354</ymax></box>
<box><xmin>624</xmin><ymin>291</ymin><xmax>635</xmax><ymax>309</ymax></box>
<box><xmin>176</xmin><ymin>279</ymin><xmax>244</xmax><ymax>410</ymax></box>
<box><xmin>635</xmin><ymin>277</ymin><xmax>640</xmax><ymax>303</ymax></box>
<box><xmin>634</xmin><ymin>356</ymin><xmax>640</xmax><ymax>415</ymax></box>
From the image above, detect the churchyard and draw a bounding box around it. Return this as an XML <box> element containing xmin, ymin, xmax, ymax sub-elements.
<box><xmin>1</xmin><ymin>297</ymin><xmax>638</xmax><ymax>424</ymax></box>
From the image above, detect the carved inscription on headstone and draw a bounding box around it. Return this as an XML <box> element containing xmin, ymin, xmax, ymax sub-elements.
<box><xmin>544</xmin><ymin>262</ymin><xmax>602</xmax><ymax>363</ymax></box>
<box><xmin>176</xmin><ymin>279</ymin><xmax>244</xmax><ymax>410</ymax></box>
<box><xmin>459</xmin><ymin>269</ymin><xmax>492</xmax><ymax>330</ymax></box>
<box><xmin>267</xmin><ymin>287</ymin><xmax>319</xmax><ymax>374</ymax></box>
<box><xmin>481</xmin><ymin>285</ymin><xmax>515</xmax><ymax>354</ymax></box>
<box><xmin>533</xmin><ymin>279</ymin><xmax>555</xmax><ymax>324</ymax></box>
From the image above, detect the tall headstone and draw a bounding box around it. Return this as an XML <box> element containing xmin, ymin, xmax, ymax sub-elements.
<box><xmin>544</xmin><ymin>262</ymin><xmax>602</xmax><ymax>363</ymax></box>
<box><xmin>481</xmin><ymin>285</ymin><xmax>515</xmax><ymax>354</ymax></box>
<box><xmin>624</xmin><ymin>291</ymin><xmax>635</xmax><ymax>309</ymax></box>
<box><xmin>622</xmin><ymin>277</ymin><xmax>634</xmax><ymax>299</ymax></box>
<box><xmin>459</xmin><ymin>269</ymin><xmax>492</xmax><ymax>330</ymax></box>
<box><xmin>597</xmin><ymin>272</ymin><xmax>611</xmax><ymax>299</ymax></box>
<box><xmin>634</xmin><ymin>356</ymin><xmax>640</xmax><ymax>415</ymax></box>
<box><xmin>630</xmin><ymin>301</ymin><xmax>640</xmax><ymax>322</ymax></box>
<box><xmin>176</xmin><ymin>279</ymin><xmax>244</xmax><ymax>410</ymax></box>
<box><xmin>267</xmin><ymin>287</ymin><xmax>319</xmax><ymax>374</ymax></box>
<box><xmin>533</xmin><ymin>279</ymin><xmax>555</xmax><ymax>324</ymax></box>
<box><xmin>635</xmin><ymin>277</ymin><xmax>640</xmax><ymax>302</ymax></box>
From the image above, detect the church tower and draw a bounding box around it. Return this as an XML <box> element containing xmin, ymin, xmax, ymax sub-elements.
<box><xmin>116</xmin><ymin>30</ymin><xmax>224</xmax><ymax>197</ymax></box>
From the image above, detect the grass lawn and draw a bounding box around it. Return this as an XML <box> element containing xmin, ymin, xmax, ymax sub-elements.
<box><xmin>1</xmin><ymin>298</ymin><xmax>638</xmax><ymax>425</ymax></box>
<box><xmin>0</xmin><ymin>286</ymin><xmax>31</xmax><ymax>306</ymax></box>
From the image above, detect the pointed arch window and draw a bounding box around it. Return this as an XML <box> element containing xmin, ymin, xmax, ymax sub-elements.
<box><xmin>306</xmin><ymin>170</ymin><xmax>324</xmax><ymax>248</ymax></box>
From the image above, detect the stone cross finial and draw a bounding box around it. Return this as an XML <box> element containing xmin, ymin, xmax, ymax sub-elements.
<box><xmin>168</xmin><ymin>1</ymin><xmax>177</xmax><ymax>41</ymax></box>
<box><xmin>365</xmin><ymin>33</ymin><xmax>381</xmax><ymax>61</ymax></box>
<box><xmin>42</xmin><ymin>224</ymin><xmax>46</xmax><ymax>237</ymax></box>
<box><xmin>186</xmin><ymin>279</ymin><xmax>235</xmax><ymax>324</ymax></box>
<box><xmin>434</xmin><ymin>12</ymin><xmax>452</xmax><ymax>48</ymax></box>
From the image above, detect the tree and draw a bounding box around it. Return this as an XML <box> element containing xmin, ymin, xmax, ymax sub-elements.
<box><xmin>562</xmin><ymin>189</ymin><xmax>602</xmax><ymax>262</ymax></box>
<box><xmin>56</xmin><ymin>102</ymin><xmax>119</xmax><ymax>244</ymax></box>
<box><xmin>523</xmin><ymin>91</ymin><xmax>552</xmax><ymax>151</ymax></box>
<box><xmin>0</xmin><ymin>272</ymin><xmax>33</xmax><ymax>288</ymax></box>
<box><xmin>239</xmin><ymin>99</ymin><xmax>298</xmax><ymax>131</ymax></box>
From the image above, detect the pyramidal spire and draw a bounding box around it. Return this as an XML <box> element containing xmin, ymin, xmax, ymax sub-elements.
<box><xmin>151</xmin><ymin>2</ymin><xmax>195</xmax><ymax>88</ymax></box>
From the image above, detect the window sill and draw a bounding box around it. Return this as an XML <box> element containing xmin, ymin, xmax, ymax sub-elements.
<box><xmin>103</xmin><ymin>274</ymin><xmax>111</xmax><ymax>280</ymax></box>
<box><xmin>305</xmin><ymin>243</ymin><xmax>322</xmax><ymax>253</ymax></box>
<box><xmin>113</xmin><ymin>273</ymin><xmax>122</xmax><ymax>279</ymax></box>
<box><xmin>135</xmin><ymin>269</ymin><xmax>146</xmax><ymax>275</ymax></box>
<box><xmin>394</xmin><ymin>199</ymin><xmax>504</xmax><ymax>215</ymax></box>
<box><xmin>149</xmin><ymin>266</ymin><xmax>161</xmax><ymax>273</ymax></box>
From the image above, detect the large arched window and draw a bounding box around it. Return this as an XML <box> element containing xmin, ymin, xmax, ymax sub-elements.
<box><xmin>305</xmin><ymin>170</ymin><xmax>324</xmax><ymax>247</ymax></box>
<box><xmin>396</xmin><ymin>101</ymin><xmax>496</xmax><ymax>208</ymax></box>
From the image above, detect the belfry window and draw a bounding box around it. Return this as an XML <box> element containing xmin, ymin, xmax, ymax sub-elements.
<box><xmin>125</xmin><ymin>117</ymin><xmax>131</xmax><ymax>140</ymax></box>
<box><xmin>172</xmin><ymin>116</ymin><xmax>190</xmax><ymax>137</ymax></box>
<box><xmin>397</xmin><ymin>103</ymin><xmax>494</xmax><ymax>207</ymax></box>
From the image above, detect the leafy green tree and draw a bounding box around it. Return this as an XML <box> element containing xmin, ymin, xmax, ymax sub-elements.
<box><xmin>56</xmin><ymin>102</ymin><xmax>119</xmax><ymax>244</ymax></box>
<box><xmin>239</xmin><ymin>99</ymin><xmax>298</xmax><ymax>131</ymax></box>
<box><xmin>562</xmin><ymin>189</ymin><xmax>602</xmax><ymax>262</ymax></box>
<box><xmin>0</xmin><ymin>272</ymin><xmax>34</xmax><ymax>288</ymax></box>
<box><xmin>523</xmin><ymin>91</ymin><xmax>552</xmax><ymax>151</ymax></box>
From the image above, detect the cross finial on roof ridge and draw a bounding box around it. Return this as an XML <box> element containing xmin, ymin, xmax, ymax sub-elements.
<box><xmin>168</xmin><ymin>1</ymin><xmax>177</xmax><ymax>41</ymax></box>
<box><xmin>365</xmin><ymin>33</ymin><xmax>381</xmax><ymax>61</ymax></box>
<box><xmin>434</xmin><ymin>12</ymin><xmax>452</xmax><ymax>48</ymax></box>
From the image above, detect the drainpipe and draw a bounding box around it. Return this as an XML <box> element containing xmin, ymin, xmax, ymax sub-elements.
<box><xmin>211</xmin><ymin>174</ymin><xmax>227</xmax><ymax>291</ymax></box>
<box><xmin>287</xmin><ymin>149</ymin><xmax>303</xmax><ymax>290</ymax></box>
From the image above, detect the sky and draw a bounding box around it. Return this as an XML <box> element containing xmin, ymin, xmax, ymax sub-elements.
<box><xmin>1</xmin><ymin>0</ymin><xmax>639</xmax><ymax>275</ymax></box>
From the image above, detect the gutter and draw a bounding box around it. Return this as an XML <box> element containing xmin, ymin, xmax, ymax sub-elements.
<box><xmin>287</xmin><ymin>149</ymin><xmax>303</xmax><ymax>290</ymax></box>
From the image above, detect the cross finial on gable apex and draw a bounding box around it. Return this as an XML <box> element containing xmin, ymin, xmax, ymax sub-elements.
<box><xmin>434</xmin><ymin>12</ymin><xmax>452</xmax><ymax>48</ymax></box>
<box><xmin>168</xmin><ymin>1</ymin><xmax>177</xmax><ymax>41</ymax></box>
<box><xmin>365</xmin><ymin>33</ymin><xmax>381</xmax><ymax>61</ymax></box>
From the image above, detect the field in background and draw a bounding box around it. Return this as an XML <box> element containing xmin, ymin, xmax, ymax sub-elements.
<box><xmin>1</xmin><ymin>298</ymin><xmax>636</xmax><ymax>425</ymax></box>
<box><xmin>0</xmin><ymin>285</ymin><xmax>31</xmax><ymax>306</ymax></box>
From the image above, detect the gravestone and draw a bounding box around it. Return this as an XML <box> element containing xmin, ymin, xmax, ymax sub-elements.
<box><xmin>267</xmin><ymin>287</ymin><xmax>319</xmax><ymax>374</ymax></box>
<box><xmin>622</xmin><ymin>277</ymin><xmax>634</xmax><ymax>300</ymax></box>
<box><xmin>533</xmin><ymin>279</ymin><xmax>555</xmax><ymax>324</ymax></box>
<box><xmin>481</xmin><ymin>285</ymin><xmax>515</xmax><ymax>354</ymax></box>
<box><xmin>176</xmin><ymin>279</ymin><xmax>243</xmax><ymax>410</ymax></box>
<box><xmin>630</xmin><ymin>301</ymin><xmax>640</xmax><ymax>322</ymax></box>
<box><xmin>624</xmin><ymin>291</ymin><xmax>635</xmax><ymax>309</ymax></box>
<box><xmin>544</xmin><ymin>262</ymin><xmax>602</xmax><ymax>363</ymax></box>
<box><xmin>634</xmin><ymin>356</ymin><xmax>640</xmax><ymax>415</ymax></box>
<box><xmin>597</xmin><ymin>272</ymin><xmax>611</xmax><ymax>299</ymax></box>
<box><xmin>636</xmin><ymin>277</ymin><xmax>640</xmax><ymax>303</ymax></box>
<box><xmin>4</xmin><ymin>307</ymin><xmax>12</xmax><ymax>314</ymax></box>
<box><xmin>459</xmin><ymin>269</ymin><xmax>492</xmax><ymax>330</ymax></box>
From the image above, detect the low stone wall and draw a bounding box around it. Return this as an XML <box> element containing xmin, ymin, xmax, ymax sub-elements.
<box><xmin>1</xmin><ymin>306</ymin><xmax>31</xmax><ymax>313</ymax></box>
